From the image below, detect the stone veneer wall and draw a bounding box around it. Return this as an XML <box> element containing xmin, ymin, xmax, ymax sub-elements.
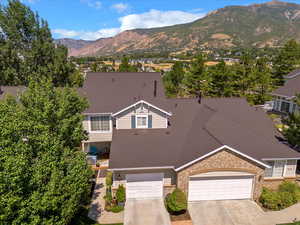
<box><xmin>176</xmin><ymin>149</ymin><xmax>265</xmax><ymax>200</ymax></box>
<box><xmin>263</xmin><ymin>178</ymin><xmax>298</xmax><ymax>190</ymax></box>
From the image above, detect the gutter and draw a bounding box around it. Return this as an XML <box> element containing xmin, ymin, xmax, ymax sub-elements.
<box><xmin>108</xmin><ymin>166</ymin><xmax>175</xmax><ymax>172</ymax></box>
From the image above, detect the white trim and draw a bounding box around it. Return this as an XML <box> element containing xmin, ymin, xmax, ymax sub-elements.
<box><xmin>89</xmin><ymin>114</ymin><xmax>112</xmax><ymax>133</ymax></box>
<box><xmin>136</xmin><ymin>114</ymin><xmax>148</xmax><ymax>129</ymax></box>
<box><xmin>112</xmin><ymin>100</ymin><xmax>172</xmax><ymax>117</ymax></box>
<box><xmin>175</xmin><ymin>145</ymin><xmax>270</xmax><ymax>172</ymax></box>
<box><xmin>272</xmin><ymin>94</ymin><xmax>295</xmax><ymax>100</ymax></box>
<box><xmin>109</xmin><ymin>166</ymin><xmax>175</xmax><ymax>171</ymax></box>
<box><xmin>262</xmin><ymin>158</ymin><xmax>300</xmax><ymax>160</ymax></box>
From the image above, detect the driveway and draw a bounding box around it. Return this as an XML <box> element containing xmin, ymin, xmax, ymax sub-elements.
<box><xmin>124</xmin><ymin>199</ymin><xmax>171</xmax><ymax>225</ymax></box>
<box><xmin>189</xmin><ymin>200</ymin><xmax>264</xmax><ymax>225</ymax></box>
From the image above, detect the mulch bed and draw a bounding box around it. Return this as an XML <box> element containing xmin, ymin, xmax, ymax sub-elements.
<box><xmin>170</xmin><ymin>210</ymin><xmax>191</xmax><ymax>221</ymax></box>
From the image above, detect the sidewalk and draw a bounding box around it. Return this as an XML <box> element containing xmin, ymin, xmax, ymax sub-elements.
<box><xmin>88</xmin><ymin>170</ymin><xmax>124</xmax><ymax>224</ymax></box>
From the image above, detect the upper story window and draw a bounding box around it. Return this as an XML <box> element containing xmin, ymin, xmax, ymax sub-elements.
<box><xmin>136</xmin><ymin>115</ymin><xmax>148</xmax><ymax>128</ymax></box>
<box><xmin>90</xmin><ymin>115</ymin><xmax>111</xmax><ymax>132</ymax></box>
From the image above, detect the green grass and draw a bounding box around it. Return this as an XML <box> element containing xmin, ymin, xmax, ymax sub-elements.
<box><xmin>70</xmin><ymin>206</ymin><xmax>123</xmax><ymax>225</ymax></box>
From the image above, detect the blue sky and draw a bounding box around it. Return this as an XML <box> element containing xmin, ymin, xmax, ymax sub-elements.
<box><xmin>12</xmin><ymin>0</ymin><xmax>300</xmax><ymax>40</ymax></box>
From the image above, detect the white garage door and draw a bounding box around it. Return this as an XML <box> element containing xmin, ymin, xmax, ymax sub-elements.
<box><xmin>188</xmin><ymin>175</ymin><xmax>253</xmax><ymax>201</ymax></box>
<box><xmin>126</xmin><ymin>173</ymin><xmax>163</xmax><ymax>199</ymax></box>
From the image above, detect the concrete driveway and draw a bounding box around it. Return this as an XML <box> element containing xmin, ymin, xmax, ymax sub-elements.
<box><xmin>124</xmin><ymin>199</ymin><xmax>171</xmax><ymax>225</ymax></box>
<box><xmin>189</xmin><ymin>200</ymin><xmax>264</xmax><ymax>225</ymax></box>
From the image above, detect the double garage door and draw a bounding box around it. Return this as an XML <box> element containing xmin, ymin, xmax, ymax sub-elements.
<box><xmin>188</xmin><ymin>174</ymin><xmax>254</xmax><ymax>201</ymax></box>
<box><xmin>126</xmin><ymin>173</ymin><xmax>163</xmax><ymax>199</ymax></box>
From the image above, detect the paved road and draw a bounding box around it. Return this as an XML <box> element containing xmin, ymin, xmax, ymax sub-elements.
<box><xmin>124</xmin><ymin>199</ymin><xmax>171</xmax><ymax>225</ymax></box>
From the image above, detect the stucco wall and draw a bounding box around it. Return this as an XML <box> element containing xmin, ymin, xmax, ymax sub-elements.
<box><xmin>116</xmin><ymin>103</ymin><xmax>167</xmax><ymax>129</ymax></box>
<box><xmin>176</xmin><ymin>149</ymin><xmax>265</xmax><ymax>200</ymax></box>
<box><xmin>83</xmin><ymin>116</ymin><xmax>113</xmax><ymax>142</ymax></box>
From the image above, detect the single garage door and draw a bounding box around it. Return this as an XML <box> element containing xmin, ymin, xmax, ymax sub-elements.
<box><xmin>188</xmin><ymin>172</ymin><xmax>254</xmax><ymax>201</ymax></box>
<box><xmin>126</xmin><ymin>173</ymin><xmax>163</xmax><ymax>199</ymax></box>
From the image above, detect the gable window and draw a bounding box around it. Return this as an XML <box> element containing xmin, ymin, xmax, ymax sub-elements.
<box><xmin>136</xmin><ymin>115</ymin><xmax>148</xmax><ymax>128</ymax></box>
<box><xmin>90</xmin><ymin>115</ymin><xmax>110</xmax><ymax>132</ymax></box>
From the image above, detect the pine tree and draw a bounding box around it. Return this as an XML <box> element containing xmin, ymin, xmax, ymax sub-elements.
<box><xmin>0</xmin><ymin>0</ymin><xmax>83</xmax><ymax>86</ymax></box>
<box><xmin>163</xmin><ymin>61</ymin><xmax>185</xmax><ymax>97</ymax></box>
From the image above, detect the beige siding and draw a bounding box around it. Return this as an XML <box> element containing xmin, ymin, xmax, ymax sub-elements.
<box><xmin>83</xmin><ymin>116</ymin><xmax>112</xmax><ymax>142</ymax></box>
<box><xmin>116</xmin><ymin>104</ymin><xmax>167</xmax><ymax>129</ymax></box>
<box><xmin>112</xmin><ymin>169</ymin><xmax>176</xmax><ymax>188</ymax></box>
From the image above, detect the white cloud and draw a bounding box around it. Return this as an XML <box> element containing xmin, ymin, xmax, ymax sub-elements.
<box><xmin>80</xmin><ymin>0</ymin><xmax>102</xmax><ymax>9</ymax></box>
<box><xmin>53</xmin><ymin>9</ymin><xmax>205</xmax><ymax>40</ymax></box>
<box><xmin>21</xmin><ymin>0</ymin><xmax>39</xmax><ymax>4</ymax></box>
<box><xmin>119</xmin><ymin>9</ymin><xmax>204</xmax><ymax>31</ymax></box>
<box><xmin>112</xmin><ymin>3</ymin><xmax>129</xmax><ymax>13</ymax></box>
<box><xmin>52</xmin><ymin>28</ymin><xmax>120</xmax><ymax>40</ymax></box>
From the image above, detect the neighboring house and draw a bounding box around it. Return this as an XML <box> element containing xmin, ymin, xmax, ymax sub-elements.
<box><xmin>0</xmin><ymin>86</ymin><xmax>25</xmax><ymax>101</ymax></box>
<box><xmin>272</xmin><ymin>69</ymin><xmax>300</xmax><ymax>114</ymax></box>
<box><xmin>2</xmin><ymin>73</ymin><xmax>300</xmax><ymax>203</ymax></box>
<box><xmin>82</xmin><ymin>72</ymin><xmax>300</xmax><ymax>202</ymax></box>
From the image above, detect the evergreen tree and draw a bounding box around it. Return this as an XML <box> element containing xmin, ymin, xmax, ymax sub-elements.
<box><xmin>284</xmin><ymin>103</ymin><xmax>300</xmax><ymax>147</ymax></box>
<box><xmin>183</xmin><ymin>54</ymin><xmax>211</xmax><ymax>96</ymax></box>
<box><xmin>118</xmin><ymin>57</ymin><xmax>138</xmax><ymax>72</ymax></box>
<box><xmin>163</xmin><ymin>61</ymin><xmax>185</xmax><ymax>97</ymax></box>
<box><xmin>0</xmin><ymin>78</ymin><xmax>91</xmax><ymax>224</ymax></box>
<box><xmin>273</xmin><ymin>39</ymin><xmax>300</xmax><ymax>85</ymax></box>
<box><xmin>0</xmin><ymin>0</ymin><xmax>83</xmax><ymax>86</ymax></box>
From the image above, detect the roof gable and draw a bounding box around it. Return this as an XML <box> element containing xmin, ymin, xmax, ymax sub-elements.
<box><xmin>112</xmin><ymin>100</ymin><xmax>172</xmax><ymax>117</ymax></box>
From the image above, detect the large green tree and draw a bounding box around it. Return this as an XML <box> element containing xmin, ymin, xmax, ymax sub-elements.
<box><xmin>163</xmin><ymin>61</ymin><xmax>185</xmax><ymax>97</ymax></box>
<box><xmin>118</xmin><ymin>57</ymin><xmax>138</xmax><ymax>72</ymax></box>
<box><xmin>0</xmin><ymin>0</ymin><xmax>82</xmax><ymax>86</ymax></box>
<box><xmin>273</xmin><ymin>39</ymin><xmax>300</xmax><ymax>85</ymax></box>
<box><xmin>0</xmin><ymin>78</ymin><xmax>91</xmax><ymax>225</ymax></box>
<box><xmin>183</xmin><ymin>54</ymin><xmax>211</xmax><ymax>96</ymax></box>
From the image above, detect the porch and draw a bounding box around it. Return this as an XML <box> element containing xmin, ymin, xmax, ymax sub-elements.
<box><xmin>82</xmin><ymin>142</ymin><xmax>111</xmax><ymax>169</ymax></box>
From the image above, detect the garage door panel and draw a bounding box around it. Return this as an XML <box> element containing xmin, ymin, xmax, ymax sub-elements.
<box><xmin>188</xmin><ymin>176</ymin><xmax>253</xmax><ymax>201</ymax></box>
<box><xmin>126</xmin><ymin>173</ymin><xmax>163</xmax><ymax>199</ymax></box>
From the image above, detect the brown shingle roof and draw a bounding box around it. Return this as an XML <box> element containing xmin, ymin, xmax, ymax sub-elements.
<box><xmin>109</xmin><ymin>98</ymin><xmax>300</xmax><ymax>169</ymax></box>
<box><xmin>273</xmin><ymin>70</ymin><xmax>300</xmax><ymax>97</ymax></box>
<box><xmin>80</xmin><ymin>72</ymin><xmax>168</xmax><ymax>114</ymax></box>
<box><xmin>0</xmin><ymin>86</ymin><xmax>25</xmax><ymax>100</ymax></box>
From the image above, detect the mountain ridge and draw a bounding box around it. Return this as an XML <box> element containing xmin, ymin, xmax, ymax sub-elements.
<box><xmin>57</xmin><ymin>1</ymin><xmax>300</xmax><ymax>57</ymax></box>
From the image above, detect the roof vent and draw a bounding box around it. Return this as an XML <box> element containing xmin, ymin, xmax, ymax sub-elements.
<box><xmin>174</xmin><ymin>103</ymin><xmax>178</xmax><ymax>108</ymax></box>
<box><xmin>0</xmin><ymin>86</ymin><xmax>3</xmax><ymax>95</ymax></box>
<box><xmin>166</xmin><ymin>131</ymin><xmax>170</xmax><ymax>135</ymax></box>
<box><xmin>112</xmin><ymin>78</ymin><xmax>115</xmax><ymax>82</ymax></box>
<box><xmin>197</xmin><ymin>91</ymin><xmax>202</xmax><ymax>104</ymax></box>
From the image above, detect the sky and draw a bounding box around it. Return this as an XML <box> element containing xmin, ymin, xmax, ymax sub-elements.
<box><xmin>8</xmin><ymin>0</ymin><xmax>300</xmax><ymax>40</ymax></box>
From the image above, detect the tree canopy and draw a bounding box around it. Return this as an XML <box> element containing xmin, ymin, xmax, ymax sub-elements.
<box><xmin>0</xmin><ymin>0</ymin><xmax>83</xmax><ymax>86</ymax></box>
<box><xmin>0</xmin><ymin>78</ymin><xmax>91</xmax><ymax>224</ymax></box>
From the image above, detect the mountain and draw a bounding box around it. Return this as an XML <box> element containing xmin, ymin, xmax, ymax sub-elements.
<box><xmin>54</xmin><ymin>38</ymin><xmax>93</xmax><ymax>50</ymax></box>
<box><xmin>66</xmin><ymin>1</ymin><xmax>300</xmax><ymax>57</ymax></box>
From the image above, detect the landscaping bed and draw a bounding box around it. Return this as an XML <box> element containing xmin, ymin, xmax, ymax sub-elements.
<box><xmin>260</xmin><ymin>181</ymin><xmax>300</xmax><ymax>211</ymax></box>
<box><xmin>165</xmin><ymin>188</ymin><xmax>193</xmax><ymax>225</ymax></box>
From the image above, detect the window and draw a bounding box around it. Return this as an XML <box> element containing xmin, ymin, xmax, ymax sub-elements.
<box><xmin>264</xmin><ymin>160</ymin><xmax>297</xmax><ymax>178</ymax></box>
<box><xmin>136</xmin><ymin>115</ymin><xmax>148</xmax><ymax>128</ymax></box>
<box><xmin>90</xmin><ymin>115</ymin><xmax>110</xmax><ymax>132</ymax></box>
<box><xmin>281</xmin><ymin>102</ymin><xmax>290</xmax><ymax>113</ymax></box>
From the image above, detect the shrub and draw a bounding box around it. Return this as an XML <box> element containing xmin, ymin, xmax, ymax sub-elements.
<box><xmin>106</xmin><ymin>171</ymin><xmax>113</xmax><ymax>186</ymax></box>
<box><xmin>165</xmin><ymin>188</ymin><xmax>187</xmax><ymax>214</ymax></box>
<box><xmin>259</xmin><ymin>184</ymin><xmax>300</xmax><ymax>211</ymax></box>
<box><xmin>279</xmin><ymin>181</ymin><xmax>300</xmax><ymax>200</ymax></box>
<box><xmin>116</xmin><ymin>185</ymin><xmax>126</xmax><ymax>203</ymax></box>
<box><xmin>110</xmin><ymin>205</ymin><xmax>124</xmax><ymax>213</ymax></box>
<box><xmin>260</xmin><ymin>188</ymin><xmax>282</xmax><ymax>210</ymax></box>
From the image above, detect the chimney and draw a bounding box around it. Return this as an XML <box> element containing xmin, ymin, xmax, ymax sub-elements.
<box><xmin>197</xmin><ymin>91</ymin><xmax>202</xmax><ymax>104</ymax></box>
<box><xmin>154</xmin><ymin>80</ymin><xmax>157</xmax><ymax>97</ymax></box>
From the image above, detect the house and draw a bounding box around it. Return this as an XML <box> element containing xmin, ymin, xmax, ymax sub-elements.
<box><xmin>81</xmin><ymin>72</ymin><xmax>300</xmax><ymax>202</ymax></box>
<box><xmin>272</xmin><ymin>69</ymin><xmax>300</xmax><ymax>114</ymax></box>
